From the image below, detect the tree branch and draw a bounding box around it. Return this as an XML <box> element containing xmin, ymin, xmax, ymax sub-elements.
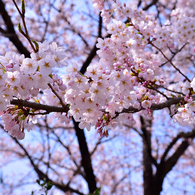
<box><xmin>11</xmin><ymin>136</ymin><xmax>85</xmax><ymax>195</ymax></box>
<box><xmin>161</xmin><ymin>129</ymin><xmax>195</xmax><ymax>163</ymax></box>
<box><xmin>152</xmin><ymin>130</ymin><xmax>195</xmax><ymax>194</ymax></box>
<box><xmin>0</xmin><ymin>0</ymin><xmax>30</xmax><ymax>57</ymax></box>
<box><xmin>117</xmin><ymin>95</ymin><xmax>193</xmax><ymax>115</ymax></box>
<box><xmin>10</xmin><ymin>99</ymin><xmax>69</xmax><ymax>113</ymax></box>
<box><xmin>140</xmin><ymin>116</ymin><xmax>155</xmax><ymax>195</ymax></box>
<box><xmin>163</xmin><ymin>140</ymin><xmax>189</xmax><ymax>176</ymax></box>
<box><xmin>73</xmin><ymin>118</ymin><xmax>97</xmax><ymax>193</ymax></box>
<box><xmin>79</xmin><ymin>11</ymin><xmax>103</xmax><ymax>74</ymax></box>
<box><xmin>143</xmin><ymin>0</ymin><xmax>159</xmax><ymax>11</ymax></box>
<box><xmin>140</xmin><ymin>116</ymin><xmax>158</xmax><ymax>167</ymax></box>
<box><xmin>10</xmin><ymin>94</ymin><xmax>194</xmax><ymax>118</ymax></box>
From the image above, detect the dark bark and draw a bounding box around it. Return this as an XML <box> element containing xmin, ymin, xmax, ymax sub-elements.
<box><xmin>79</xmin><ymin>44</ymin><xmax>98</xmax><ymax>75</ymax></box>
<box><xmin>153</xmin><ymin>130</ymin><xmax>195</xmax><ymax>194</ymax></box>
<box><xmin>153</xmin><ymin>140</ymin><xmax>189</xmax><ymax>194</ymax></box>
<box><xmin>141</xmin><ymin>115</ymin><xmax>194</xmax><ymax>195</ymax></box>
<box><xmin>143</xmin><ymin>136</ymin><xmax>153</xmax><ymax>195</ymax></box>
<box><xmin>10</xmin><ymin>98</ymin><xmax>69</xmax><ymax>113</ymax></box>
<box><xmin>140</xmin><ymin>116</ymin><xmax>154</xmax><ymax>195</ymax></box>
<box><xmin>73</xmin><ymin>119</ymin><xmax>97</xmax><ymax>193</ymax></box>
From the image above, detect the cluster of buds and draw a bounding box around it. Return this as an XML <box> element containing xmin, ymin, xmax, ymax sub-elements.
<box><xmin>95</xmin><ymin>113</ymin><xmax>112</xmax><ymax>137</ymax></box>
<box><xmin>1</xmin><ymin>105</ymin><xmax>38</xmax><ymax>139</ymax></box>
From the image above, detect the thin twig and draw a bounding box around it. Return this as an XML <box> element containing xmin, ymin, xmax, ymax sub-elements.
<box><xmin>12</xmin><ymin>0</ymin><xmax>37</xmax><ymax>52</ymax></box>
<box><xmin>48</xmin><ymin>83</ymin><xmax>67</xmax><ymax>110</ymax></box>
<box><xmin>149</xmin><ymin>40</ymin><xmax>190</xmax><ymax>82</ymax></box>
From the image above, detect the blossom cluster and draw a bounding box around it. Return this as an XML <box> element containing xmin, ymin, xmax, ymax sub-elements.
<box><xmin>1</xmin><ymin>0</ymin><xmax>195</xmax><ymax>139</ymax></box>
<box><xmin>0</xmin><ymin>41</ymin><xmax>67</xmax><ymax>139</ymax></box>
<box><xmin>91</xmin><ymin>1</ymin><xmax>195</xmax><ymax>127</ymax></box>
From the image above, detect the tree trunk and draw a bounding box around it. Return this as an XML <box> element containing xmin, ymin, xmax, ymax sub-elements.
<box><xmin>73</xmin><ymin>119</ymin><xmax>97</xmax><ymax>193</ymax></box>
<box><xmin>143</xmin><ymin>130</ymin><xmax>154</xmax><ymax>195</ymax></box>
<box><xmin>140</xmin><ymin>116</ymin><xmax>154</xmax><ymax>195</ymax></box>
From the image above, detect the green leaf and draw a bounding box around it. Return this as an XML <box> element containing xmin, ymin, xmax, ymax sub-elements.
<box><xmin>21</xmin><ymin>0</ymin><xmax>25</xmax><ymax>15</ymax></box>
<box><xmin>18</xmin><ymin>23</ymin><xmax>23</xmax><ymax>33</ymax></box>
<box><xmin>32</xmin><ymin>40</ymin><xmax>39</xmax><ymax>51</ymax></box>
<box><xmin>35</xmin><ymin>179</ymin><xmax>53</xmax><ymax>194</ymax></box>
<box><xmin>46</xmin><ymin>182</ymin><xmax>53</xmax><ymax>190</ymax></box>
<box><xmin>94</xmin><ymin>188</ymin><xmax>101</xmax><ymax>195</ymax></box>
<box><xmin>89</xmin><ymin>188</ymin><xmax>101</xmax><ymax>195</ymax></box>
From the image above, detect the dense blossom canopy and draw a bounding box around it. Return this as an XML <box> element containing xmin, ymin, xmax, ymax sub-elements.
<box><xmin>0</xmin><ymin>0</ymin><xmax>195</xmax><ymax>194</ymax></box>
<box><xmin>0</xmin><ymin>0</ymin><xmax>195</xmax><ymax>139</ymax></box>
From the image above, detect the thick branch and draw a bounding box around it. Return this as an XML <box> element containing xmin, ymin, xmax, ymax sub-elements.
<box><xmin>98</xmin><ymin>12</ymin><xmax>103</xmax><ymax>38</ymax></box>
<box><xmin>117</xmin><ymin>95</ymin><xmax>190</xmax><ymax>116</ymax></box>
<box><xmin>161</xmin><ymin>129</ymin><xmax>195</xmax><ymax>162</ymax></box>
<box><xmin>163</xmin><ymin>140</ymin><xmax>189</xmax><ymax>176</ymax></box>
<box><xmin>10</xmin><ymin>99</ymin><xmax>69</xmax><ymax>113</ymax></box>
<box><xmin>79</xmin><ymin>39</ymin><xmax>98</xmax><ymax>74</ymax></box>
<box><xmin>152</xmin><ymin>130</ymin><xmax>195</xmax><ymax>194</ymax></box>
<box><xmin>10</xmin><ymin>95</ymin><xmax>193</xmax><ymax>117</ymax></box>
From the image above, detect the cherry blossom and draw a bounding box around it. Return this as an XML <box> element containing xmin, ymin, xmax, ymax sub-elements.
<box><xmin>0</xmin><ymin>0</ymin><xmax>195</xmax><ymax>194</ymax></box>
<box><xmin>0</xmin><ymin>0</ymin><xmax>194</xmax><ymax>149</ymax></box>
